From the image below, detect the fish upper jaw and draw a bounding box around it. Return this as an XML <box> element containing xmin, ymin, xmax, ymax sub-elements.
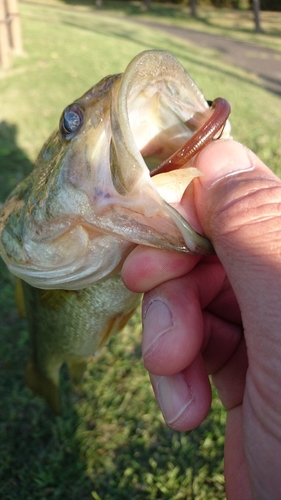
<box><xmin>108</xmin><ymin>49</ymin><xmax>215</xmax><ymax>252</ymax></box>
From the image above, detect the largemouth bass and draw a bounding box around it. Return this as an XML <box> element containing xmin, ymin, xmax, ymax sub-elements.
<box><xmin>0</xmin><ymin>50</ymin><xmax>230</xmax><ymax>414</ymax></box>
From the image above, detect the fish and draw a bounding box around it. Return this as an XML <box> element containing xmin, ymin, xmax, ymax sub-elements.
<box><xmin>0</xmin><ymin>50</ymin><xmax>230</xmax><ymax>414</ymax></box>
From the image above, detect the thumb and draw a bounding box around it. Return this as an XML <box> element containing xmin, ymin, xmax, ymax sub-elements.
<box><xmin>193</xmin><ymin>139</ymin><xmax>281</xmax><ymax>299</ymax></box>
<box><xmin>193</xmin><ymin>138</ymin><xmax>281</xmax><ymax>384</ymax></box>
<box><xmin>193</xmin><ymin>139</ymin><xmax>281</xmax><ymax>497</ymax></box>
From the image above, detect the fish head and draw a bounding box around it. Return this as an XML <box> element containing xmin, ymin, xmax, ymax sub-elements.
<box><xmin>0</xmin><ymin>50</ymin><xmax>221</xmax><ymax>290</ymax></box>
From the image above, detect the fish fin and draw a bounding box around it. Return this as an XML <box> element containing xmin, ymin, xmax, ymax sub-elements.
<box><xmin>97</xmin><ymin>307</ymin><xmax>138</xmax><ymax>351</ymax></box>
<box><xmin>15</xmin><ymin>279</ymin><xmax>26</xmax><ymax>318</ymax></box>
<box><xmin>68</xmin><ymin>358</ymin><xmax>87</xmax><ymax>385</ymax></box>
<box><xmin>97</xmin><ymin>316</ymin><xmax>118</xmax><ymax>350</ymax></box>
<box><xmin>117</xmin><ymin>307</ymin><xmax>138</xmax><ymax>331</ymax></box>
<box><xmin>25</xmin><ymin>358</ymin><xmax>61</xmax><ymax>415</ymax></box>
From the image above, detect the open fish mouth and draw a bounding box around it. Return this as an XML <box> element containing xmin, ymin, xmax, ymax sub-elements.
<box><xmin>0</xmin><ymin>50</ymin><xmax>231</xmax><ymax>290</ymax></box>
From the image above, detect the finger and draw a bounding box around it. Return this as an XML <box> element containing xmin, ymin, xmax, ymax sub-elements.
<box><xmin>202</xmin><ymin>311</ymin><xmax>242</xmax><ymax>375</ymax></box>
<box><xmin>212</xmin><ymin>337</ymin><xmax>248</xmax><ymax>410</ymax></box>
<box><xmin>224</xmin><ymin>406</ymin><xmax>253</xmax><ymax>500</ymax></box>
<box><xmin>142</xmin><ymin>281</ymin><xmax>203</xmax><ymax>376</ymax></box>
<box><xmin>142</xmin><ymin>259</ymin><xmax>226</xmax><ymax>375</ymax></box>
<box><xmin>205</xmin><ymin>279</ymin><xmax>241</xmax><ymax>325</ymax></box>
<box><xmin>150</xmin><ymin>354</ymin><xmax>212</xmax><ymax>431</ymax></box>
<box><xmin>121</xmin><ymin>245</ymin><xmax>200</xmax><ymax>293</ymax></box>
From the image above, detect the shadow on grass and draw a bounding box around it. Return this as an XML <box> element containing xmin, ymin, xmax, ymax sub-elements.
<box><xmin>56</xmin><ymin>0</ymin><xmax>192</xmax><ymax>18</ymax></box>
<box><xmin>0</xmin><ymin>288</ymin><xmax>224</xmax><ymax>499</ymax></box>
<box><xmin>0</xmin><ymin>359</ymin><xmax>94</xmax><ymax>498</ymax></box>
<box><xmin>0</xmin><ymin>261</ymin><xmax>94</xmax><ymax>499</ymax></box>
<box><xmin>0</xmin><ymin>262</ymin><xmax>94</xmax><ymax>498</ymax></box>
<box><xmin>0</xmin><ymin>346</ymin><xmax>224</xmax><ymax>499</ymax></box>
<box><xmin>0</xmin><ymin>121</ymin><xmax>34</xmax><ymax>202</ymax></box>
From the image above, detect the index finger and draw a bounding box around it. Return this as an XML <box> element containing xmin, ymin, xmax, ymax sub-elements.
<box><xmin>121</xmin><ymin>246</ymin><xmax>200</xmax><ymax>292</ymax></box>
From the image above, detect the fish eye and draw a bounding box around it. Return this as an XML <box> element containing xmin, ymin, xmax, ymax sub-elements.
<box><xmin>60</xmin><ymin>105</ymin><xmax>84</xmax><ymax>138</ymax></box>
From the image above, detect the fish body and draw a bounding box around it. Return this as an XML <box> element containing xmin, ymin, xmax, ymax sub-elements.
<box><xmin>0</xmin><ymin>50</ymin><xmax>229</xmax><ymax>412</ymax></box>
<box><xmin>20</xmin><ymin>277</ymin><xmax>139</xmax><ymax>413</ymax></box>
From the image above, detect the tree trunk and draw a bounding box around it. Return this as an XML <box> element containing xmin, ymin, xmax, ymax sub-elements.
<box><xmin>142</xmin><ymin>0</ymin><xmax>151</xmax><ymax>11</ymax></box>
<box><xmin>190</xmin><ymin>0</ymin><xmax>197</xmax><ymax>18</ymax></box>
<box><xmin>7</xmin><ymin>0</ymin><xmax>23</xmax><ymax>54</ymax></box>
<box><xmin>0</xmin><ymin>0</ymin><xmax>10</xmax><ymax>68</ymax></box>
<box><xmin>252</xmin><ymin>0</ymin><xmax>262</xmax><ymax>33</ymax></box>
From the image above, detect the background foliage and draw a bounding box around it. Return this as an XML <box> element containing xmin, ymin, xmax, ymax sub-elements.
<box><xmin>259</xmin><ymin>0</ymin><xmax>281</xmax><ymax>11</ymax></box>
<box><xmin>115</xmin><ymin>0</ymin><xmax>281</xmax><ymax>11</ymax></box>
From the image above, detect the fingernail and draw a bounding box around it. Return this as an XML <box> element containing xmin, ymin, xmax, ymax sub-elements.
<box><xmin>143</xmin><ymin>300</ymin><xmax>173</xmax><ymax>357</ymax></box>
<box><xmin>151</xmin><ymin>373</ymin><xmax>193</xmax><ymax>425</ymax></box>
<box><xmin>195</xmin><ymin>141</ymin><xmax>255</xmax><ymax>189</ymax></box>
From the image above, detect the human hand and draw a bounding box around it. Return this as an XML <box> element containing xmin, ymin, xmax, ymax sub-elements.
<box><xmin>122</xmin><ymin>140</ymin><xmax>281</xmax><ymax>499</ymax></box>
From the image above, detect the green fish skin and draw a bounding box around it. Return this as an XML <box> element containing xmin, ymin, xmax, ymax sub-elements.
<box><xmin>0</xmin><ymin>50</ymin><xmax>227</xmax><ymax>413</ymax></box>
<box><xmin>20</xmin><ymin>278</ymin><xmax>139</xmax><ymax>414</ymax></box>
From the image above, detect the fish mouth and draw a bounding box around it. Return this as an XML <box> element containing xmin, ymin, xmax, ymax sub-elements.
<box><xmin>103</xmin><ymin>50</ymin><xmax>215</xmax><ymax>252</ymax></box>
<box><xmin>0</xmin><ymin>50</ymin><xmax>230</xmax><ymax>290</ymax></box>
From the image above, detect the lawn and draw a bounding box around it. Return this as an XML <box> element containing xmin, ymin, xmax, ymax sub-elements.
<box><xmin>0</xmin><ymin>2</ymin><xmax>280</xmax><ymax>499</ymax></box>
<box><xmin>21</xmin><ymin>0</ymin><xmax>281</xmax><ymax>52</ymax></box>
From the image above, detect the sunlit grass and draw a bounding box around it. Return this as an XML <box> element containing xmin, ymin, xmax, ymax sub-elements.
<box><xmin>2</xmin><ymin>2</ymin><xmax>281</xmax><ymax>174</ymax></box>
<box><xmin>21</xmin><ymin>0</ymin><xmax>281</xmax><ymax>52</ymax></box>
<box><xmin>0</xmin><ymin>2</ymin><xmax>280</xmax><ymax>499</ymax></box>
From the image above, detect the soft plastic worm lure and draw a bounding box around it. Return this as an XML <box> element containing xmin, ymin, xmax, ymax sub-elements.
<box><xmin>151</xmin><ymin>98</ymin><xmax>231</xmax><ymax>176</ymax></box>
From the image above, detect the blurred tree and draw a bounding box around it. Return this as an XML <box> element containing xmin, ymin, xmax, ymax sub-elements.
<box><xmin>142</xmin><ymin>0</ymin><xmax>151</xmax><ymax>9</ymax></box>
<box><xmin>252</xmin><ymin>0</ymin><xmax>262</xmax><ymax>32</ymax></box>
<box><xmin>190</xmin><ymin>0</ymin><xmax>197</xmax><ymax>17</ymax></box>
<box><xmin>0</xmin><ymin>0</ymin><xmax>23</xmax><ymax>69</ymax></box>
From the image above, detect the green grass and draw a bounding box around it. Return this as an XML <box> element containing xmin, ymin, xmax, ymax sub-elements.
<box><xmin>22</xmin><ymin>0</ymin><xmax>281</xmax><ymax>52</ymax></box>
<box><xmin>103</xmin><ymin>2</ymin><xmax>281</xmax><ymax>52</ymax></box>
<box><xmin>0</xmin><ymin>2</ymin><xmax>281</xmax><ymax>499</ymax></box>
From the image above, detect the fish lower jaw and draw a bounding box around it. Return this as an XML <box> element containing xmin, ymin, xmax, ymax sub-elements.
<box><xmin>3</xmin><ymin>235</ymin><xmax>131</xmax><ymax>290</ymax></box>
